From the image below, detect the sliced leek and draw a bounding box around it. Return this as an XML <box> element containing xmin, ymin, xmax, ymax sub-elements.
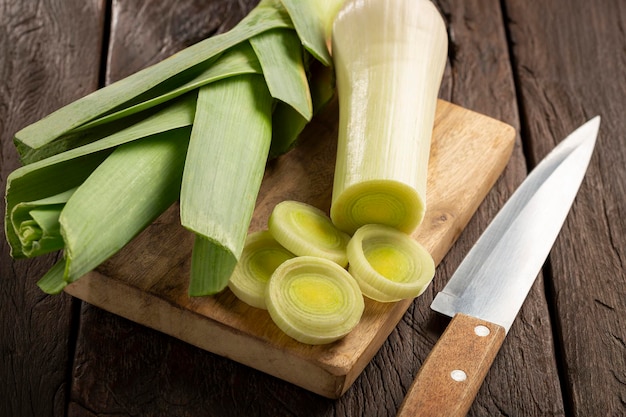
<box><xmin>330</xmin><ymin>0</ymin><xmax>448</xmax><ymax>234</ymax></box>
<box><xmin>228</xmin><ymin>231</ymin><xmax>295</xmax><ymax>309</ymax></box>
<box><xmin>266</xmin><ymin>256</ymin><xmax>364</xmax><ymax>345</ymax></box>
<box><xmin>347</xmin><ymin>224</ymin><xmax>435</xmax><ymax>302</ymax></box>
<box><xmin>268</xmin><ymin>200</ymin><xmax>350</xmax><ymax>267</ymax></box>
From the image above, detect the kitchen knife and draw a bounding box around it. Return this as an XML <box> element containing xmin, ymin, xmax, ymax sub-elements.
<box><xmin>396</xmin><ymin>116</ymin><xmax>600</xmax><ymax>417</ymax></box>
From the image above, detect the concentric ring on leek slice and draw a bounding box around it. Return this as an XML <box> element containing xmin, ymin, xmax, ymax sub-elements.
<box><xmin>266</xmin><ymin>256</ymin><xmax>364</xmax><ymax>345</ymax></box>
<box><xmin>347</xmin><ymin>224</ymin><xmax>435</xmax><ymax>302</ymax></box>
<box><xmin>268</xmin><ymin>200</ymin><xmax>351</xmax><ymax>267</ymax></box>
<box><xmin>228</xmin><ymin>231</ymin><xmax>295</xmax><ymax>309</ymax></box>
<box><xmin>331</xmin><ymin>180</ymin><xmax>424</xmax><ymax>235</ymax></box>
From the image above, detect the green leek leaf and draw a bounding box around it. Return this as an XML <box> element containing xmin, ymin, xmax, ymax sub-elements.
<box><xmin>250</xmin><ymin>28</ymin><xmax>312</xmax><ymax>120</ymax></box>
<box><xmin>37</xmin><ymin>260</ymin><xmax>67</xmax><ymax>294</ymax></box>
<box><xmin>61</xmin><ymin>128</ymin><xmax>190</xmax><ymax>283</ymax></box>
<box><xmin>76</xmin><ymin>42</ymin><xmax>262</xmax><ymax>133</ymax></box>
<box><xmin>181</xmin><ymin>74</ymin><xmax>273</xmax><ymax>296</ymax></box>
<box><xmin>279</xmin><ymin>0</ymin><xmax>344</xmax><ymax>66</ymax></box>
<box><xmin>15</xmin><ymin>0</ymin><xmax>291</xmax><ymax>153</ymax></box>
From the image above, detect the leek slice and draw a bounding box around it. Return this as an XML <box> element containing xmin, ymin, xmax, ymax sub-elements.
<box><xmin>329</xmin><ymin>0</ymin><xmax>448</xmax><ymax>234</ymax></box>
<box><xmin>181</xmin><ymin>74</ymin><xmax>272</xmax><ymax>296</ymax></box>
<box><xmin>228</xmin><ymin>231</ymin><xmax>295</xmax><ymax>309</ymax></box>
<box><xmin>268</xmin><ymin>200</ymin><xmax>350</xmax><ymax>267</ymax></box>
<box><xmin>266</xmin><ymin>256</ymin><xmax>364</xmax><ymax>345</ymax></box>
<box><xmin>346</xmin><ymin>224</ymin><xmax>435</xmax><ymax>302</ymax></box>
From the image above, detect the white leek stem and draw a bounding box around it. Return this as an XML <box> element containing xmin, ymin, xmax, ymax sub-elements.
<box><xmin>330</xmin><ymin>0</ymin><xmax>448</xmax><ymax>234</ymax></box>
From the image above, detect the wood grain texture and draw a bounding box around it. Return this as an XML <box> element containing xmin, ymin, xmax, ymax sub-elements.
<box><xmin>423</xmin><ymin>1</ymin><xmax>567</xmax><ymax>416</ymax></box>
<box><xmin>504</xmin><ymin>0</ymin><xmax>626</xmax><ymax>415</ymax></box>
<box><xmin>0</xmin><ymin>1</ymin><xmax>104</xmax><ymax>417</ymax></box>
<box><xmin>396</xmin><ymin>314</ymin><xmax>506</xmax><ymax>417</ymax></box>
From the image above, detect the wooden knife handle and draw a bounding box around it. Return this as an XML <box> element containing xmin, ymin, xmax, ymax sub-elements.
<box><xmin>396</xmin><ymin>313</ymin><xmax>506</xmax><ymax>417</ymax></box>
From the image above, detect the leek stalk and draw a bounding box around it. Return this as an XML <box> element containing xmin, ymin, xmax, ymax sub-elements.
<box><xmin>10</xmin><ymin>188</ymin><xmax>75</xmax><ymax>257</ymax></box>
<box><xmin>37</xmin><ymin>128</ymin><xmax>189</xmax><ymax>294</ymax></box>
<box><xmin>60</xmin><ymin>128</ymin><xmax>189</xmax><ymax>284</ymax></box>
<box><xmin>4</xmin><ymin>95</ymin><xmax>195</xmax><ymax>258</ymax></box>
<box><xmin>329</xmin><ymin>0</ymin><xmax>448</xmax><ymax>234</ymax></box>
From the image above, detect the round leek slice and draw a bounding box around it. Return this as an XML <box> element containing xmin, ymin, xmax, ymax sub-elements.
<box><xmin>228</xmin><ymin>231</ymin><xmax>295</xmax><ymax>309</ymax></box>
<box><xmin>266</xmin><ymin>256</ymin><xmax>364</xmax><ymax>345</ymax></box>
<box><xmin>268</xmin><ymin>200</ymin><xmax>351</xmax><ymax>267</ymax></box>
<box><xmin>347</xmin><ymin>224</ymin><xmax>435</xmax><ymax>302</ymax></box>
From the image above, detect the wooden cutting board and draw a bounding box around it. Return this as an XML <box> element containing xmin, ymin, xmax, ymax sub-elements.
<box><xmin>64</xmin><ymin>99</ymin><xmax>515</xmax><ymax>399</ymax></box>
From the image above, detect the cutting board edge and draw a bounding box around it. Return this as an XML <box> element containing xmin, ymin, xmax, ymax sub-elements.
<box><xmin>64</xmin><ymin>271</ymin><xmax>352</xmax><ymax>398</ymax></box>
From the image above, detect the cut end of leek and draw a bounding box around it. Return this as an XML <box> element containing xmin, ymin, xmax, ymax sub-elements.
<box><xmin>189</xmin><ymin>235</ymin><xmax>238</xmax><ymax>297</ymax></box>
<box><xmin>347</xmin><ymin>224</ymin><xmax>435</xmax><ymax>302</ymax></box>
<box><xmin>228</xmin><ymin>230</ymin><xmax>295</xmax><ymax>309</ymax></box>
<box><xmin>266</xmin><ymin>256</ymin><xmax>364</xmax><ymax>345</ymax></box>
<box><xmin>268</xmin><ymin>200</ymin><xmax>351</xmax><ymax>267</ymax></box>
<box><xmin>330</xmin><ymin>180</ymin><xmax>424</xmax><ymax>235</ymax></box>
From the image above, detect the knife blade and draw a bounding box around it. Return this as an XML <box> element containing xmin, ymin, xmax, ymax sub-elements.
<box><xmin>396</xmin><ymin>116</ymin><xmax>600</xmax><ymax>417</ymax></box>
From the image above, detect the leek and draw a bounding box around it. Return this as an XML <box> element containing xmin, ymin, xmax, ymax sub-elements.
<box><xmin>14</xmin><ymin>0</ymin><xmax>292</xmax><ymax>156</ymax></box>
<box><xmin>4</xmin><ymin>95</ymin><xmax>195</xmax><ymax>258</ymax></box>
<box><xmin>266</xmin><ymin>256</ymin><xmax>364</xmax><ymax>345</ymax></box>
<box><xmin>181</xmin><ymin>74</ymin><xmax>273</xmax><ymax>296</ymax></box>
<box><xmin>228</xmin><ymin>231</ymin><xmax>295</xmax><ymax>309</ymax></box>
<box><xmin>268</xmin><ymin>200</ymin><xmax>351</xmax><ymax>267</ymax></box>
<box><xmin>5</xmin><ymin>0</ymin><xmax>343</xmax><ymax>298</ymax></box>
<box><xmin>60</xmin><ymin>129</ymin><xmax>189</xmax><ymax>284</ymax></box>
<box><xmin>346</xmin><ymin>224</ymin><xmax>435</xmax><ymax>302</ymax></box>
<box><xmin>249</xmin><ymin>28</ymin><xmax>312</xmax><ymax>120</ymax></box>
<box><xmin>10</xmin><ymin>188</ymin><xmax>75</xmax><ymax>257</ymax></box>
<box><xmin>329</xmin><ymin>0</ymin><xmax>448</xmax><ymax>234</ymax></box>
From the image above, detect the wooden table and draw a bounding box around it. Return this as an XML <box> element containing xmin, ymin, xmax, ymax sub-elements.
<box><xmin>1</xmin><ymin>0</ymin><xmax>624</xmax><ymax>416</ymax></box>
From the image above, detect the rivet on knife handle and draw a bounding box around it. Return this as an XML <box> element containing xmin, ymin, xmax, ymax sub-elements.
<box><xmin>396</xmin><ymin>313</ymin><xmax>506</xmax><ymax>417</ymax></box>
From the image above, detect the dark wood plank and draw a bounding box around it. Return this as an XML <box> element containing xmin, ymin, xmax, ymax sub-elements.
<box><xmin>504</xmin><ymin>0</ymin><xmax>626</xmax><ymax>415</ymax></box>
<box><xmin>0</xmin><ymin>1</ymin><xmax>105</xmax><ymax>416</ymax></box>
<box><xmin>406</xmin><ymin>1</ymin><xmax>566</xmax><ymax>416</ymax></box>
